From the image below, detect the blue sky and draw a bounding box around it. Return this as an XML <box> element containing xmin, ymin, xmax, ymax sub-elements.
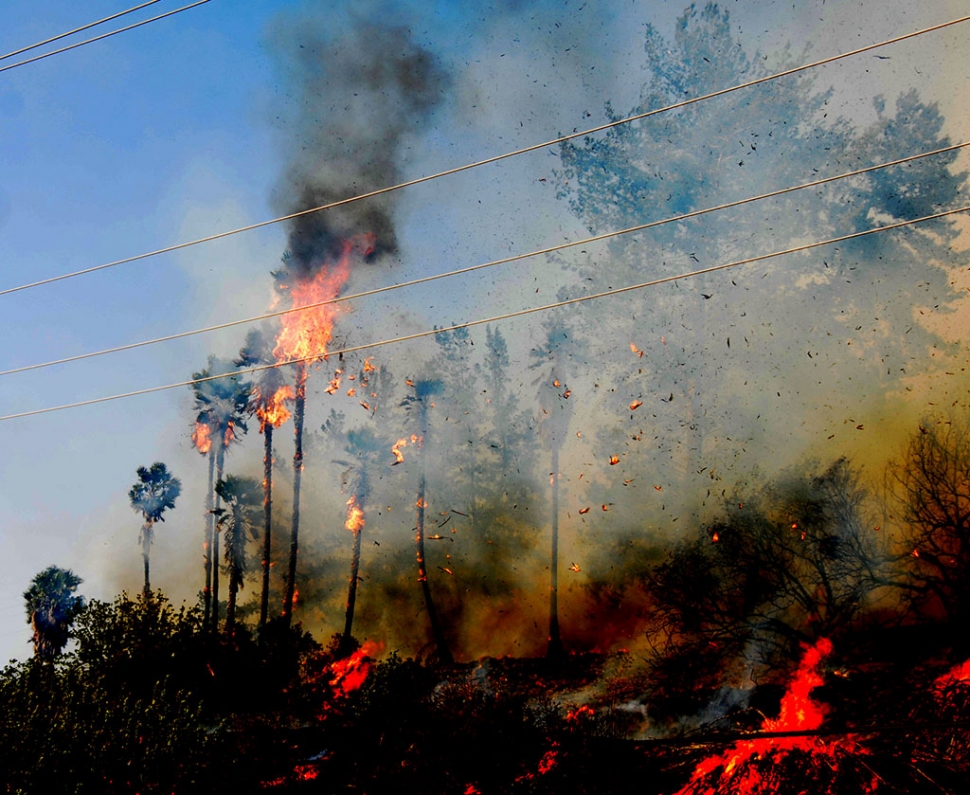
<box><xmin>0</xmin><ymin>0</ymin><xmax>968</xmax><ymax>661</ymax></box>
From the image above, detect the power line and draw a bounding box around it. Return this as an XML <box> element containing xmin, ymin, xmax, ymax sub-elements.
<box><xmin>0</xmin><ymin>0</ymin><xmax>213</xmax><ymax>75</ymax></box>
<box><xmin>1</xmin><ymin>141</ymin><xmax>966</xmax><ymax>380</ymax></box>
<box><xmin>0</xmin><ymin>0</ymin><xmax>165</xmax><ymax>62</ymax></box>
<box><xmin>1</xmin><ymin>13</ymin><xmax>966</xmax><ymax>298</ymax></box>
<box><xmin>1</xmin><ymin>205</ymin><xmax>965</xmax><ymax>424</ymax></box>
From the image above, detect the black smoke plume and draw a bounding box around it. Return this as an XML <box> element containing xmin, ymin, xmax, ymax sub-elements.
<box><xmin>272</xmin><ymin>18</ymin><xmax>450</xmax><ymax>278</ymax></box>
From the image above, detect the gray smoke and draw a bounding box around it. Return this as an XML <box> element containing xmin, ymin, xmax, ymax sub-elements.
<box><xmin>271</xmin><ymin>18</ymin><xmax>450</xmax><ymax>279</ymax></box>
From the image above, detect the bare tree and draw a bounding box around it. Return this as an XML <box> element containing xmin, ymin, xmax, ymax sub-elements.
<box><xmin>647</xmin><ymin>459</ymin><xmax>884</xmax><ymax>680</ymax></box>
<box><xmin>887</xmin><ymin>415</ymin><xmax>970</xmax><ymax>623</ymax></box>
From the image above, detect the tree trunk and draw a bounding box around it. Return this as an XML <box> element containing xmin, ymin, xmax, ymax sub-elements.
<box><xmin>341</xmin><ymin>497</ymin><xmax>363</xmax><ymax>656</ymax></box>
<box><xmin>225</xmin><ymin>569</ymin><xmax>239</xmax><ymax>639</ymax></box>
<box><xmin>547</xmin><ymin>444</ymin><xmax>564</xmax><ymax>660</ymax></box>
<box><xmin>212</xmin><ymin>444</ymin><xmax>226</xmax><ymax>633</ymax></box>
<box><xmin>416</xmin><ymin>403</ymin><xmax>453</xmax><ymax>664</ymax></box>
<box><xmin>142</xmin><ymin>521</ymin><xmax>153</xmax><ymax>599</ymax></box>
<box><xmin>282</xmin><ymin>363</ymin><xmax>307</xmax><ymax>626</ymax></box>
<box><xmin>203</xmin><ymin>449</ymin><xmax>215</xmax><ymax>626</ymax></box>
<box><xmin>259</xmin><ymin>424</ymin><xmax>273</xmax><ymax>632</ymax></box>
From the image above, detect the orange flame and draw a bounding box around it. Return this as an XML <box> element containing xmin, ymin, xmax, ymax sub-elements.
<box><xmin>391</xmin><ymin>434</ymin><xmax>420</xmax><ymax>465</ymax></box>
<box><xmin>274</xmin><ymin>237</ymin><xmax>373</xmax><ymax>366</ymax></box>
<box><xmin>345</xmin><ymin>496</ymin><xmax>365</xmax><ymax>533</ymax></box>
<box><xmin>672</xmin><ymin>638</ymin><xmax>873</xmax><ymax>795</ymax></box>
<box><xmin>192</xmin><ymin>421</ymin><xmax>212</xmax><ymax>454</ymax></box>
<box><xmin>329</xmin><ymin>640</ymin><xmax>383</xmax><ymax>697</ymax></box>
<box><xmin>935</xmin><ymin>658</ymin><xmax>970</xmax><ymax>689</ymax></box>
<box><xmin>256</xmin><ymin>384</ymin><xmax>295</xmax><ymax>432</ymax></box>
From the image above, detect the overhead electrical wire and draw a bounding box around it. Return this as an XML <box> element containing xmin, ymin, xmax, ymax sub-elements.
<box><xmin>0</xmin><ymin>0</ymin><xmax>213</xmax><ymax>75</ymax></box>
<box><xmin>1</xmin><ymin>141</ymin><xmax>966</xmax><ymax>380</ymax></box>
<box><xmin>0</xmin><ymin>0</ymin><xmax>165</xmax><ymax>62</ymax></box>
<box><xmin>0</xmin><ymin>12</ymin><xmax>966</xmax><ymax>297</ymax></box>
<box><xmin>1</xmin><ymin>205</ymin><xmax>965</xmax><ymax>424</ymax></box>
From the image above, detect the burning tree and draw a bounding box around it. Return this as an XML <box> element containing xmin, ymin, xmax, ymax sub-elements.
<box><xmin>190</xmin><ymin>357</ymin><xmax>251</xmax><ymax>630</ymax></box>
<box><xmin>887</xmin><ymin>414</ymin><xmax>970</xmax><ymax>626</ymax></box>
<box><xmin>272</xmin><ymin>240</ymin><xmax>373</xmax><ymax>626</ymax></box>
<box><xmin>128</xmin><ymin>462</ymin><xmax>181</xmax><ymax>599</ymax></box>
<box><xmin>336</xmin><ymin>426</ymin><xmax>384</xmax><ymax>657</ymax></box>
<box><xmin>267</xmin><ymin>17</ymin><xmax>449</xmax><ymax>629</ymax></box>
<box><xmin>214</xmin><ymin>475</ymin><xmax>261</xmax><ymax>638</ymax></box>
<box><xmin>23</xmin><ymin>566</ymin><xmax>84</xmax><ymax>662</ymax></box>
<box><xmin>236</xmin><ymin>329</ymin><xmax>295</xmax><ymax>632</ymax></box>
<box><xmin>401</xmin><ymin>378</ymin><xmax>454</xmax><ymax>664</ymax></box>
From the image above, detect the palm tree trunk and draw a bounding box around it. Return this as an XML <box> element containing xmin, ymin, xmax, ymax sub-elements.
<box><xmin>225</xmin><ymin>569</ymin><xmax>239</xmax><ymax>639</ymax></box>
<box><xmin>342</xmin><ymin>498</ymin><xmax>364</xmax><ymax>656</ymax></box>
<box><xmin>212</xmin><ymin>444</ymin><xmax>226</xmax><ymax>633</ymax></box>
<box><xmin>142</xmin><ymin>521</ymin><xmax>153</xmax><ymax>599</ymax></box>
<box><xmin>259</xmin><ymin>424</ymin><xmax>273</xmax><ymax>631</ymax></box>
<box><xmin>547</xmin><ymin>444</ymin><xmax>564</xmax><ymax>660</ymax></box>
<box><xmin>283</xmin><ymin>363</ymin><xmax>307</xmax><ymax>625</ymax></box>
<box><xmin>203</xmin><ymin>449</ymin><xmax>215</xmax><ymax>626</ymax></box>
<box><xmin>416</xmin><ymin>404</ymin><xmax>453</xmax><ymax>664</ymax></box>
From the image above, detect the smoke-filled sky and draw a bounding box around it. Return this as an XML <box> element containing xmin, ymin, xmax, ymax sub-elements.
<box><xmin>0</xmin><ymin>0</ymin><xmax>968</xmax><ymax>663</ymax></box>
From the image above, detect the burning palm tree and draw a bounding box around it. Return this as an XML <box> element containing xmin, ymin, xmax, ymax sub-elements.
<box><xmin>215</xmin><ymin>475</ymin><xmax>261</xmax><ymax>639</ymax></box>
<box><xmin>190</xmin><ymin>356</ymin><xmax>251</xmax><ymax>630</ymax></box>
<box><xmin>336</xmin><ymin>427</ymin><xmax>384</xmax><ymax>656</ymax></box>
<box><xmin>236</xmin><ymin>329</ymin><xmax>295</xmax><ymax>632</ymax></box>
<box><xmin>128</xmin><ymin>462</ymin><xmax>181</xmax><ymax>598</ymax></box>
<box><xmin>401</xmin><ymin>378</ymin><xmax>453</xmax><ymax>664</ymax></box>
<box><xmin>272</xmin><ymin>238</ymin><xmax>373</xmax><ymax>626</ymax></box>
<box><xmin>23</xmin><ymin>566</ymin><xmax>84</xmax><ymax>662</ymax></box>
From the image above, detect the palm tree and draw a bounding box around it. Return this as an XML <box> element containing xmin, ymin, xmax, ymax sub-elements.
<box><xmin>190</xmin><ymin>356</ymin><xmax>251</xmax><ymax>631</ymax></box>
<box><xmin>23</xmin><ymin>566</ymin><xmax>84</xmax><ymax>662</ymax></box>
<box><xmin>401</xmin><ymin>378</ymin><xmax>453</xmax><ymax>664</ymax></box>
<box><xmin>215</xmin><ymin>475</ymin><xmax>261</xmax><ymax>638</ymax></box>
<box><xmin>236</xmin><ymin>329</ymin><xmax>294</xmax><ymax>632</ymax></box>
<box><xmin>336</xmin><ymin>427</ymin><xmax>384</xmax><ymax>656</ymax></box>
<box><xmin>129</xmin><ymin>462</ymin><xmax>182</xmax><ymax>597</ymax></box>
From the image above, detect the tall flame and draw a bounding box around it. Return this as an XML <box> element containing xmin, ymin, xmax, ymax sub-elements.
<box><xmin>192</xmin><ymin>421</ymin><xmax>212</xmax><ymax>454</ymax></box>
<box><xmin>274</xmin><ymin>236</ymin><xmax>374</xmax><ymax>370</ymax></box>
<box><xmin>671</xmin><ymin>638</ymin><xmax>877</xmax><ymax>795</ymax></box>
<box><xmin>345</xmin><ymin>495</ymin><xmax>365</xmax><ymax>533</ymax></box>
